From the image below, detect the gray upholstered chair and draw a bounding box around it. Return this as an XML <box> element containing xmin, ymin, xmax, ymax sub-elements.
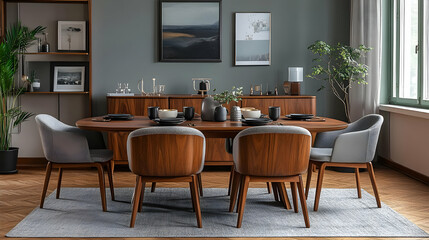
<box><xmin>229</xmin><ymin>126</ymin><xmax>312</xmax><ymax>228</ymax></box>
<box><xmin>305</xmin><ymin>114</ymin><xmax>384</xmax><ymax>211</ymax></box>
<box><xmin>127</xmin><ymin>127</ymin><xmax>205</xmax><ymax>228</ymax></box>
<box><xmin>35</xmin><ymin>114</ymin><xmax>114</xmax><ymax>212</ymax></box>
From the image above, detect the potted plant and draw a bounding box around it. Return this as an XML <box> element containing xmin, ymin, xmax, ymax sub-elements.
<box><xmin>307</xmin><ymin>40</ymin><xmax>371</xmax><ymax>122</ymax></box>
<box><xmin>213</xmin><ymin>86</ymin><xmax>243</xmax><ymax>122</ymax></box>
<box><xmin>0</xmin><ymin>23</ymin><xmax>45</xmax><ymax>174</ymax></box>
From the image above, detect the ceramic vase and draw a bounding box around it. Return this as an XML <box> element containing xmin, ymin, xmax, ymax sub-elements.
<box><xmin>230</xmin><ymin>106</ymin><xmax>241</xmax><ymax>121</ymax></box>
<box><xmin>201</xmin><ymin>97</ymin><xmax>220</xmax><ymax>121</ymax></box>
<box><xmin>214</xmin><ymin>106</ymin><xmax>227</xmax><ymax>122</ymax></box>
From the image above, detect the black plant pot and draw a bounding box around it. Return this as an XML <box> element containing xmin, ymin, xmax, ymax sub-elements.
<box><xmin>0</xmin><ymin>147</ymin><xmax>18</xmax><ymax>174</ymax></box>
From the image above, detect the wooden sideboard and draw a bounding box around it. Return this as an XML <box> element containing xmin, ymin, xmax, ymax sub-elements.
<box><xmin>107</xmin><ymin>95</ymin><xmax>316</xmax><ymax>166</ymax></box>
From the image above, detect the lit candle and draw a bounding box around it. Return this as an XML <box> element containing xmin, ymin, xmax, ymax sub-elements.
<box><xmin>152</xmin><ymin>78</ymin><xmax>156</xmax><ymax>94</ymax></box>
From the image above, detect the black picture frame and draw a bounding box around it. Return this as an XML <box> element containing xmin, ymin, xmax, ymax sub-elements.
<box><xmin>159</xmin><ymin>0</ymin><xmax>222</xmax><ymax>62</ymax></box>
<box><xmin>50</xmin><ymin>62</ymin><xmax>89</xmax><ymax>92</ymax></box>
<box><xmin>57</xmin><ymin>21</ymin><xmax>89</xmax><ymax>53</ymax></box>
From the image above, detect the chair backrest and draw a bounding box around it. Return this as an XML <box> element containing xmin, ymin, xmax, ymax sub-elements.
<box><xmin>314</xmin><ymin>114</ymin><xmax>384</xmax><ymax>148</ymax></box>
<box><xmin>127</xmin><ymin>127</ymin><xmax>206</xmax><ymax>177</ymax></box>
<box><xmin>35</xmin><ymin>114</ymin><xmax>91</xmax><ymax>163</ymax></box>
<box><xmin>331</xmin><ymin>114</ymin><xmax>384</xmax><ymax>163</ymax></box>
<box><xmin>233</xmin><ymin>126</ymin><xmax>312</xmax><ymax>177</ymax></box>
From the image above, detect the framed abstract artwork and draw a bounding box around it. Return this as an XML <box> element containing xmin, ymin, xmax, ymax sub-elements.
<box><xmin>235</xmin><ymin>12</ymin><xmax>271</xmax><ymax>66</ymax></box>
<box><xmin>159</xmin><ymin>0</ymin><xmax>222</xmax><ymax>62</ymax></box>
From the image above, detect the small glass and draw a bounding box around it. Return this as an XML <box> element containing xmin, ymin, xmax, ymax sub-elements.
<box><xmin>115</xmin><ymin>83</ymin><xmax>122</xmax><ymax>93</ymax></box>
<box><xmin>157</xmin><ymin>85</ymin><xmax>165</xmax><ymax>95</ymax></box>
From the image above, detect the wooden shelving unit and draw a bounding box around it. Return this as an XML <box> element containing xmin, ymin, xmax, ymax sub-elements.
<box><xmin>24</xmin><ymin>52</ymin><xmax>89</xmax><ymax>56</ymax></box>
<box><xmin>1</xmin><ymin>0</ymin><xmax>92</xmax><ymax>114</ymax></box>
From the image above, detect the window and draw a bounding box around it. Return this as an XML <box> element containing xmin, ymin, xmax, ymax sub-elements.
<box><xmin>391</xmin><ymin>0</ymin><xmax>429</xmax><ymax>107</ymax></box>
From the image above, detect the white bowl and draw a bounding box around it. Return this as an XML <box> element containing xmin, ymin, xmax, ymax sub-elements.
<box><xmin>158</xmin><ymin>109</ymin><xmax>178</xmax><ymax>119</ymax></box>
<box><xmin>242</xmin><ymin>109</ymin><xmax>261</xmax><ymax>119</ymax></box>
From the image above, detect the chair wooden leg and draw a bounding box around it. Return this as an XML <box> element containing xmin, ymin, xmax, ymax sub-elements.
<box><xmin>305</xmin><ymin>161</ymin><xmax>313</xmax><ymax>199</ymax></box>
<box><xmin>40</xmin><ymin>162</ymin><xmax>53</xmax><ymax>208</ymax></box>
<box><xmin>96</xmin><ymin>164</ymin><xmax>107</xmax><ymax>212</ymax></box>
<box><xmin>236</xmin><ymin>175</ymin><xmax>250</xmax><ymax>228</ymax></box>
<box><xmin>110</xmin><ymin>160</ymin><xmax>115</xmax><ymax>177</ymax></box>
<box><xmin>228</xmin><ymin>166</ymin><xmax>234</xmax><ymax>196</ymax></box>
<box><xmin>236</xmin><ymin>175</ymin><xmax>244</xmax><ymax>213</ymax></box>
<box><xmin>367</xmin><ymin>162</ymin><xmax>381</xmax><ymax>208</ymax></box>
<box><xmin>229</xmin><ymin>171</ymin><xmax>241</xmax><ymax>212</ymax></box>
<box><xmin>130</xmin><ymin>176</ymin><xmax>143</xmax><ymax>228</ymax></box>
<box><xmin>314</xmin><ymin>163</ymin><xmax>326</xmax><ymax>211</ymax></box>
<box><xmin>197</xmin><ymin>173</ymin><xmax>203</xmax><ymax>197</ymax></box>
<box><xmin>297</xmin><ymin>175</ymin><xmax>310</xmax><ymax>228</ymax></box>
<box><xmin>56</xmin><ymin>168</ymin><xmax>63</xmax><ymax>199</ymax></box>
<box><xmin>106</xmin><ymin>162</ymin><xmax>115</xmax><ymax>201</ymax></box>
<box><xmin>272</xmin><ymin>183</ymin><xmax>280</xmax><ymax>202</ymax></box>
<box><xmin>355</xmin><ymin>168</ymin><xmax>362</xmax><ymax>198</ymax></box>
<box><xmin>191</xmin><ymin>175</ymin><xmax>202</xmax><ymax>228</ymax></box>
<box><xmin>266</xmin><ymin>182</ymin><xmax>272</xmax><ymax>194</ymax></box>
<box><xmin>278</xmin><ymin>182</ymin><xmax>292</xmax><ymax>210</ymax></box>
<box><xmin>151</xmin><ymin>182</ymin><xmax>156</xmax><ymax>192</ymax></box>
<box><xmin>290</xmin><ymin>182</ymin><xmax>299</xmax><ymax>213</ymax></box>
<box><xmin>138</xmin><ymin>181</ymin><xmax>146</xmax><ymax>212</ymax></box>
<box><xmin>189</xmin><ymin>182</ymin><xmax>196</xmax><ymax>212</ymax></box>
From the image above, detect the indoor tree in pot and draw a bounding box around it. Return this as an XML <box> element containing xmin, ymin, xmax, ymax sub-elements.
<box><xmin>213</xmin><ymin>86</ymin><xmax>243</xmax><ymax>122</ymax></box>
<box><xmin>0</xmin><ymin>23</ymin><xmax>44</xmax><ymax>173</ymax></box>
<box><xmin>307</xmin><ymin>40</ymin><xmax>371</xmax><ymax>123</ymax></box>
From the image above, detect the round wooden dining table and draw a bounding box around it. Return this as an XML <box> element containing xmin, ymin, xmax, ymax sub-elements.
<box><xmin>76</xmin><ymin>116</ymin><xmax>348</xmax><ymax>139</ymax></box>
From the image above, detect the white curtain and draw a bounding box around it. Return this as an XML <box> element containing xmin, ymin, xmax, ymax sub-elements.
<box><xmin>349</xmin><ymin>0</ymin><xmax>382</xmax><ymax>121</ymax></box>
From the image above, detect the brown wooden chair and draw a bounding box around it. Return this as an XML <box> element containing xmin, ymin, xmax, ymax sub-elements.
<box><xmin>226</xmin><ymin>139</ymin><xmax>271</xmax><ymax>196</ymax></box>
<box><xmin>229</xmin><ymin>126</ymin><xmax>312</xmax><ymax>228</ymax></box>
<box><xmin>35</xmin><ymin>114</ymin><xmax>114</xmax><ymax>212</ymax></box>
<box><xmin>127</xmin><ymin>127</ymin><xmax>205</xmax><ymax>228</ymax></box>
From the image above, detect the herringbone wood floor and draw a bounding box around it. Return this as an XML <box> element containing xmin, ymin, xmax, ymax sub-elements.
<box><xmin>0</xmin><ymin>164</ymin><xmax>428</xmax><ymax>240</ymax></box>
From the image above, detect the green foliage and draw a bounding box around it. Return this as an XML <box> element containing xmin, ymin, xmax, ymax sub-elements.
<box><xmin>307</xmin><ymin>40</ymin><xmax>371</xmax><ymax>122</ymax></box>
<box><xmin>0</xmin><ymin>22</ymin><xmax>45</xmax><ymax>151</ymax></box>
<box><xmin>213</xmin><ymin>86</ymin><xmax>243</xmax><ymax>105</ymax></box>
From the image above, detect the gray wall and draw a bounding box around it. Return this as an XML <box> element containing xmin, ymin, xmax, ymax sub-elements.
<box><xmin>92</xmin><ymin>0</ymin><xmax>350</xmax><ymax>120</ymax></box>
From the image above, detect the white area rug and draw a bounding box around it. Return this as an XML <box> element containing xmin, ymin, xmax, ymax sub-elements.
<box><xmin>7</xmin><ymin>188</ymin><xmax>429</xmax><ymax>238</ymax></box>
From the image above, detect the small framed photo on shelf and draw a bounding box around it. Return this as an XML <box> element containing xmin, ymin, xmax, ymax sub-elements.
<box><xmin>51</xmin><ymin>62</ymin><xmax>88</xmax><ymax>92</ymax></box>
<box><xmin>57</xmin><ymin>21</ymin><xmax>87</xmax><ymax>52</ymax></box>
<box><xmin>235</xmin><ymin>12</ymin><xmax>271</xmax><ymax>66</ymax></box>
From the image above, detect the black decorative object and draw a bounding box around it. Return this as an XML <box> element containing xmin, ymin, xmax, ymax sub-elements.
<box><xmin>159</xmin><ymin>0</ymin><xmax>222</xmax><ymax>62</ymax></box>
<box><xmin>148</xmin><ymin>106</ymin><xmax>160</xmax><ymax>120</ymax></box>
<box><xmin>183</xmin><ymin>106</ymin><xmax>195</xmax><ymax>120</ymax></box>
<box><xmin>269</xmin><ymin>106</ymin><xmax>280</xmax><ymax>121</ymax></box>
<box><xmin>214</xmin><ymin>106</ymin><xmax>227</xmax><ymax>122</ymax></box>
<box><xmin>41</xmin><ymin>32</ymin><xmax>50</xmax><ymax>52</ymax></box>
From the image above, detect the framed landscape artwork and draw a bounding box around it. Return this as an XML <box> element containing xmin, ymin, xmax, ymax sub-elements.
<box><xmin>51</xmin><ymin>62</ymin><xmax>89</xmax><ymax>92</ymax></box>
<box><xmin>159</xmin><ymin>0</ymin><xmax>221</xmax><ymax>62</ymax></box>
<box><xmin>235</xmin><ymin>12</ymin><xmax>271</xmax><ymax>66</ymax></box>
<box><xmin>57</xmin><ymin>21</ymin><xmax>87</xmax><ymax>52</ymax></box>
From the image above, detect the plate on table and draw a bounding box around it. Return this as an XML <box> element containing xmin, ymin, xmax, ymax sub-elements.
<box><xmin>285</xmin><ymin>114</ymin><xmax>314</xmax><ymax>120</ymax></box>
<box><xmin>153</xmin><ymin>117</ymin><xmax>186</xmax><ymax>126</ymax></box>
<box><xmin>241</xmin><ymin>118</ymin><xmax>272</xmax><ymax>126</ymax></box>
<box><xmin>104</xmin><ymin>114</ymin><xmax>133</xmax><ymax>120</ymax></box>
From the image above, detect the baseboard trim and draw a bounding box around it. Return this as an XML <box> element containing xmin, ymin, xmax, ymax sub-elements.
<box><xmin>379</xmin><ymin>156</ymin><xmax>429</xmax><ymax>185</ymax></box>
<box><xmin>17</xmin><ymin>158</ymin><xmax>46</xmax><ymax>168</ymax></box>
